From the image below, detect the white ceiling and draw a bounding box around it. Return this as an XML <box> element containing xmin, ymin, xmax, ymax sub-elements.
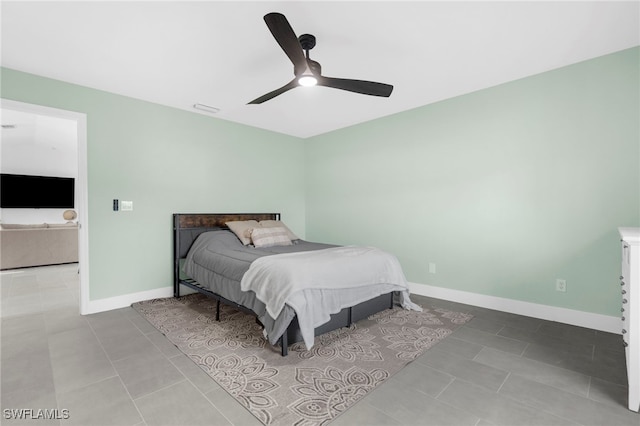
<box><xmin>2</xmin><ymin>1</ymin><xmax>638</xmax><ymax>139</ymax></box>
<box><xmin>1</xmin><ymin>109</ymin><xmax>78</xmax><ymax>176</ymax></box>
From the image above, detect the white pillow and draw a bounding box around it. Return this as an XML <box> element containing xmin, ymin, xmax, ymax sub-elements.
<box><xmin>250</xmin><ymin>227</ymin><xmax>292</xmax><ymax>248</ymax></box>
<box><xmin>259</xmin><ymin>220</ymin><xmax>299</xmax><ymax>241</ymax></box>
<box><xmin>226</xmin><ymin>220</ymin><xmax>259</xmax><ymax>245</ymax></box>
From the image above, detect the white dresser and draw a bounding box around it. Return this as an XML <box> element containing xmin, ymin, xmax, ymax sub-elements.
<box><xmin>619</xmin><ymin>227</ymin><xmax>639</xmax><ymax>412</ymax></box>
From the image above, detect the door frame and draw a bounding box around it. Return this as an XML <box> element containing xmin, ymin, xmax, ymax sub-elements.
<box><xmin>1</xmin><ymin>99</ymin><xmax>90</xmax><ymax>314</ymax></box>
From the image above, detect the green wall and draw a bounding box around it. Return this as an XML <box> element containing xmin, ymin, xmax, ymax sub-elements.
<box><xmin>305</xmin><ymin>47</ymin><xmax>640</xmax><ymax>316</ymax></box>
<box><xmin>1</xmin><ymin>68</ymin><xmax>306</xmax><ymax>300</ymax></box>
<box><xmin>2</xmin><ymin>47</ymin><xmax>638</xmax><ymax>317</ymax></box>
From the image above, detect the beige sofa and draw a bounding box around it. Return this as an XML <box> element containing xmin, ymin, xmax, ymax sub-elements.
<box><xmin>0</xmin><ymin>223</ymin><xmax>78</xmax><ymax>270</ymax></box>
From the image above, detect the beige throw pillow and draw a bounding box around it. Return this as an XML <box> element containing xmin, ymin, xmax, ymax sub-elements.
<box><xmin>259</xmin><ymin>220</ymin><xmax>299</xmax><ymax>241</ymax></box>
<box><xmin>250</xmin><ymin>227</ymin><xmax>292</xmax><ymax>248</ymax></box>
<box><xmin>226</xmin><ymin>220</ymin><xmax>260</xmax><ymax>245</ymax></box>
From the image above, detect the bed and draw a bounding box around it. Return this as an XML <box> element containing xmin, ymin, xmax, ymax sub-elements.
<box><xmin>173</xmin><ymin>213</ymin><xmax>420</xmax><ymax>356</ymax></box>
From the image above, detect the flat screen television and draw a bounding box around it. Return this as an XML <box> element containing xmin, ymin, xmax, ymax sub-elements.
<box><xmin>1</xmin><ymin>174</ymin><xmax>75</xmax><ymax>208</ymax></box>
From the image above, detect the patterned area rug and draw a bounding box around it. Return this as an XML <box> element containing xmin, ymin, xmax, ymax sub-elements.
<box><xmin>133</xmin><ymin>294</ymin><xmax>472</xmax><ymax>425</ymax></box>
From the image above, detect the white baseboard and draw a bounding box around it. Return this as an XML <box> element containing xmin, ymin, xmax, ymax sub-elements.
<box><xmin>85</xmin><ymin>286</ymin><xmax>173</xmax><ymax>315</ymax></box>
<box><xmin>409</xmin><ymin>282</ymin><xmax>621</xmax><ymax>334</ymax></box>
<box><xmin>84</xmin><ymin>282</ymin><xmax>621</xmax><ymax>335</ymax></box>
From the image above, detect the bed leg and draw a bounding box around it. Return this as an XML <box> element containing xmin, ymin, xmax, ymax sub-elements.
<box><xmin>216</xmin><ymin>299</ymin><xmax>221</xmax><ymax>321</ymax></box>
<box><xmin>281</xmin><ymin>333</ymin><xmax>288</xmax><ymax>356</ymax></box>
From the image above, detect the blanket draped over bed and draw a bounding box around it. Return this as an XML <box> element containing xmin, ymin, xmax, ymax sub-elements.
<box><xmin>241</xmin><ymin>246</ymin><xmax>422</xmax><ymax>349</ymax></box>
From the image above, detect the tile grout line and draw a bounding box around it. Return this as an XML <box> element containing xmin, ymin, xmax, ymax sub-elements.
<box><xmin>496</xmin><ymin>371</ymin><xmax>511</xmax><ymax>394</ymax></box>
<box><xmin>433</xmin><ymin>374</ymin><xmax>457</xmax><ymax>401</ymax></box>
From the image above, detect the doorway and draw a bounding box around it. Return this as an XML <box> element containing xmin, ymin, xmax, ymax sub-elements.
<box><xmin>1</xmin><ymin>99</ymin><xmax>89</xmax><ymax>314</ymax></box>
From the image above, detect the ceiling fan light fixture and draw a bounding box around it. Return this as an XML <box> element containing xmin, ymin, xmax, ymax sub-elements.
<box><xmin>298</xmin><ymin>73</ymin><xmax>317</xmax><ymax>87</ymax></box>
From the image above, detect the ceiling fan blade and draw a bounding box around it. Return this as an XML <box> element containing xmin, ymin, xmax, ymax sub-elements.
<box><xmin>318</xmin><ymin>77</ymin><xmax>394</xmax><ymax>97</ymax></box>
<box><xmin>248</xmin><ymin>79</ymin><xmax>299</xmax><ymax>104</ymax></box>
<box><xmin>263</xmin><ymin>13</ymin><xmax>308</xmax><ymax>73</ymax></box>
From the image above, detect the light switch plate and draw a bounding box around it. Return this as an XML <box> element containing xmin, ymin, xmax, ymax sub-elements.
<box><xmin>121</xmin><ymin>200</ymin><xmax>133</xmax><ymax>211</ymax></box>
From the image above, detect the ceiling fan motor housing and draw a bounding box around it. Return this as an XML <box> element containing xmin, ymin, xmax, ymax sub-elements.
<box><xmin>298</xmin><ymin>34</ymin><xmax>316</xmax><ymax>51</ymax></box>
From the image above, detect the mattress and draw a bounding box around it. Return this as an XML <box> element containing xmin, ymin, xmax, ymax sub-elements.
<box><xmin>183</xmin><ymin>229</ymin><xmax>336</xmax><ymax>344</ymax></box>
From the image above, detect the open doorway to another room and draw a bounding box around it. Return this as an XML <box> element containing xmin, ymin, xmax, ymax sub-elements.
<box><xmin>1</xmin><ymin>99</ymin><xmax>89</xmax><ymax>315</ymax></box>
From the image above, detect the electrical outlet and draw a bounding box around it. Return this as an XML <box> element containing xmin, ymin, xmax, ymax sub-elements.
<box><xmin>556</xmin><ymin>279</ymin><xmax>567</xmax><ymax>292</ymax></box>
<box><xmin>428</xmin><ymin>263</ymin><xmax>436</xmax><ymax>274</ymax></box>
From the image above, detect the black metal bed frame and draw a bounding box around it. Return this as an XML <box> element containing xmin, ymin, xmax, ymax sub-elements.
<box><xmin>173</xmin><ymin>213</ymin><xmax>394</xmax><ymax>356</ymax></box>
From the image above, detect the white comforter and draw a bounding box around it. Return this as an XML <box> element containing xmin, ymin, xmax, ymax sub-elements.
<box><xmin>240</xmin><ymin>246</ymin><xmax>422</xmax><ymax>349</ymax></box>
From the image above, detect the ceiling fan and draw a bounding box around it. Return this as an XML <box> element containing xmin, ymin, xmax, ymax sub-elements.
<box><xmin>248</xmin><ymin>12</ymin><xmax>394</xmax><ymax>104</ymax></box>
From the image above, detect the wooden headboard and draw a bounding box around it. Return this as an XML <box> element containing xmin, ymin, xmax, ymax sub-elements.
<box><xmin>173</xmin><ymin>213</ymin><xmax>280</xmax><ymax>295</ymax></box>
<box><xmin>173</xmin><ymin>212</ymin><xmax>280</xmax><ymax>257</ymax></box>
<box><xmin>174</xmin><ymin>213</ymin><xmax>279</xmax><ymax>230</ymax></box>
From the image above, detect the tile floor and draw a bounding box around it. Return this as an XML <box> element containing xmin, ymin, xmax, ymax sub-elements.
<box><xmin>1</xmin><ymin>264</ymin><xmax>639</xmax><ymax>425</ymax></box>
